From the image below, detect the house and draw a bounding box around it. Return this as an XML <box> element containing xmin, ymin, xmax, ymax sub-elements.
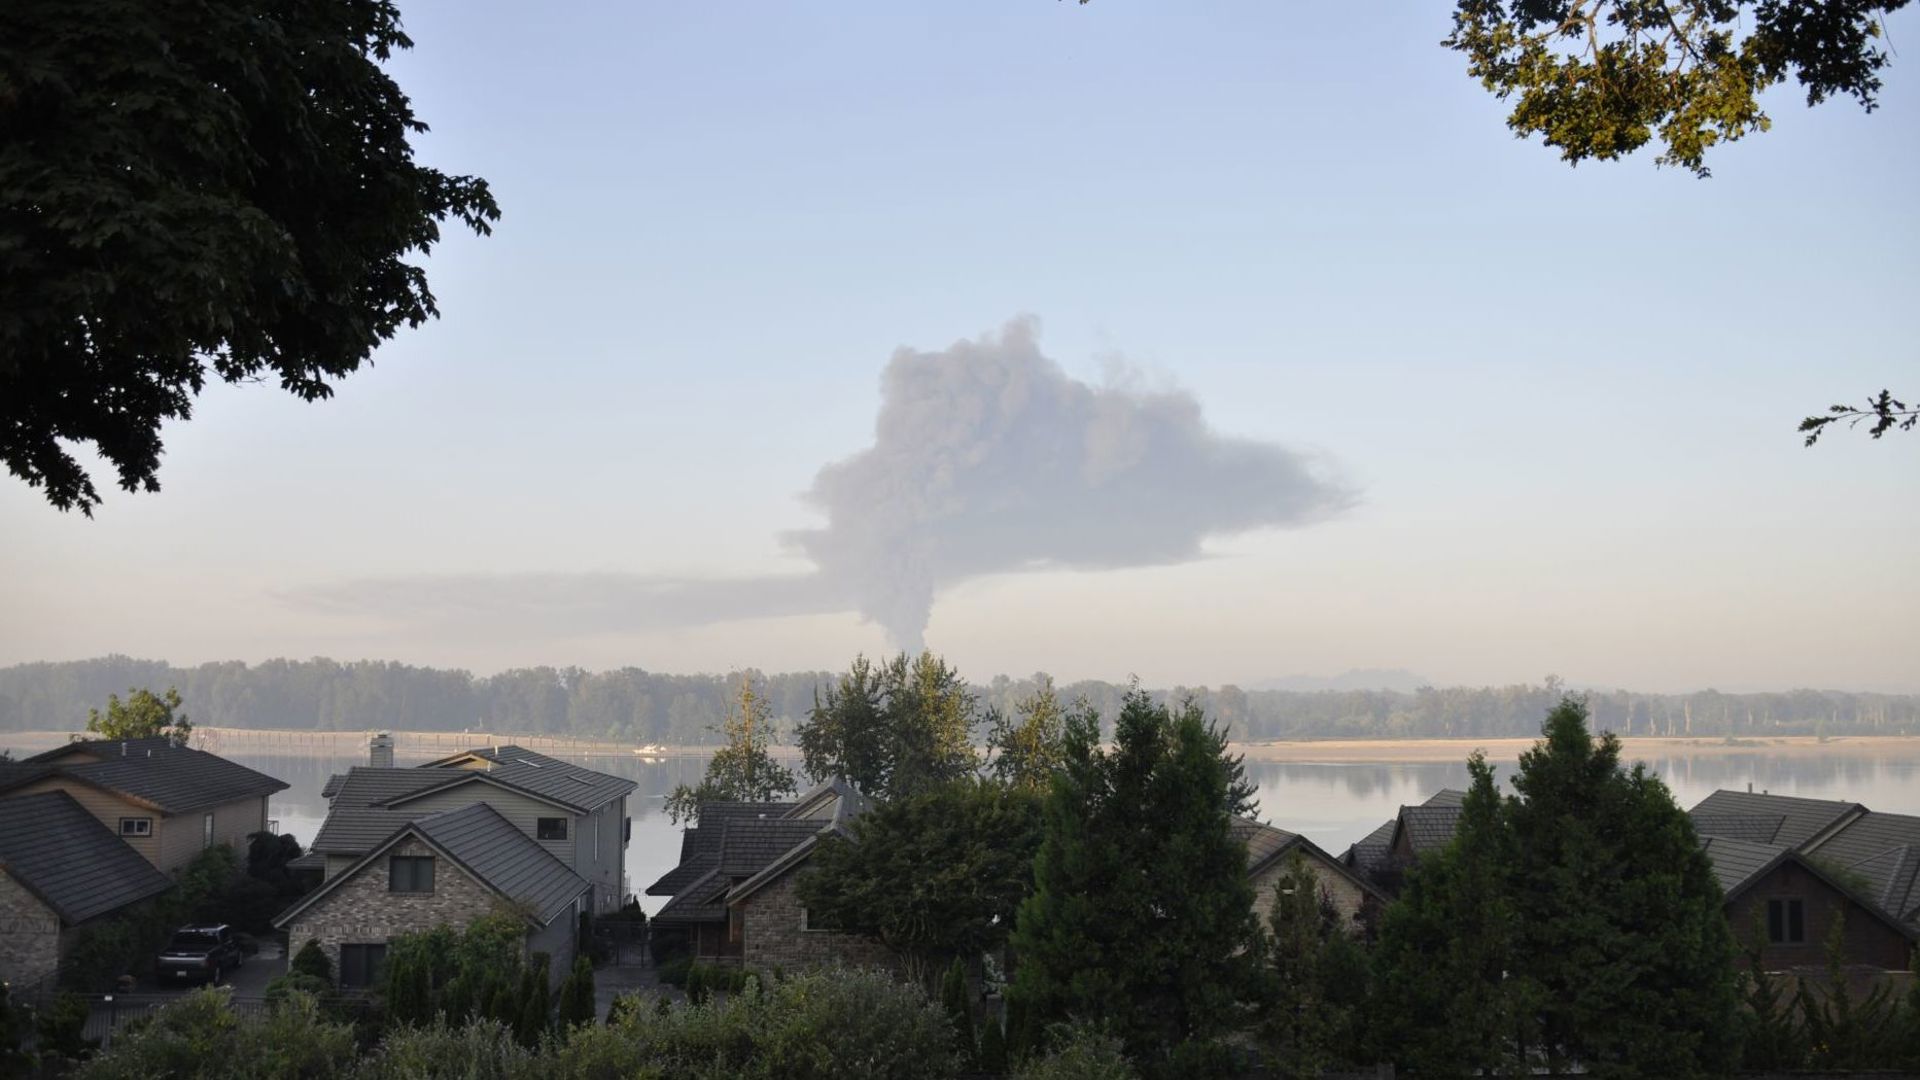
<box><xmin>649</xmin><ymin>779</ymin><xmax>896</xmax><ymax>972</ymax></box>
<box><xmin>0</xmin><ymin>737</ymin><xmax>288</xmax><ymax>876</ymax></box>
<box><xmin>296</xmin><ymin>742</ymin><xmax>635</xmax><ymax>914</ymax></box>
<box><xmin>1237</xmin><ymin>817</ymin><xmax>1387</xmax><ymax>932</ymax></box>
<box><xmin>272</xmin><ymin>802</ymin><xmax>592</xmax><ymax>988</ymax></box>
<box><xmin>1340</xmin><ymin>788</ymin><xmax>1466</xmax><ymax>895</ymax></box>
<box><xmin>1689</xmin><ymin>789</ymin><xmax>1920</xmax><ymax>973</ymax></box>
<box><xmin>1698</xmin><ymin>834</ymin><xmax>1918</xmax><ymax>973</ymax></box>
<box><xmin>0</xmin><ymin>791</ymin><xmax>175</xmax><ymax>989</ymax></box>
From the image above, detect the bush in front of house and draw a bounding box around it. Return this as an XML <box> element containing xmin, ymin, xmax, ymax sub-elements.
<box><xmin>1012</xmin><ymin>1022</ymin><xmax>1137</xmax><ymax>1080</ymax></box>
<box><xmin>351</xmin><ymin>1018</ymin><xmax>534</xmax><ymax>1080</ymax></box>
<box><xmin>72</xmin><ymin>988</ymin><xmax>355</xmax><ymax>1080</ymax></box>
<box><xmin>290</xmin><ymin>938</ymin><xmax>333</xmax><ymax>983</ymax></box>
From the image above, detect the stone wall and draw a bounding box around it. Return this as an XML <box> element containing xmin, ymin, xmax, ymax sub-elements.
<box><xmin>0</xmin><ymin>871</ymin><xmax>60</xmax><ymax>989</ymax></box>
<box><xmin>1249</xmin><ymin>846</ymin><xmax>1372</xmax><ymax>930</ymax></box>
<box><xmin>737</xmin><ymin>863</ymin><xmax>899</xmax><ymax>976</ymax></box>
<box><xmin>283</xmin><ymin>838</ymin><xmax>503</xmax><ymax>971</ymax></box>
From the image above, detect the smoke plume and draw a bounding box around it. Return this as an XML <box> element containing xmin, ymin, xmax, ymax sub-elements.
<box><xmin>295</xmin><ymin>317</ymin><xmax>1352</xmax><ymax>647</ymax></box>
<box><xmin>785</xmin><ymin>316</ymin><xmax>1351</xmax><ymax>649</ymax></box>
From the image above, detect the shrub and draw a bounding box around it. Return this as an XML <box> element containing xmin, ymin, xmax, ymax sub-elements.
<box><xmin>290</xmin><ymin>939</ymin><xmax>334</xmax><ymax>983</ymax></box>
<box><xmin>351</xmin><ymin>1018</ymin><xmax>532</xmax><ymax>1080</ymax></box>
<box><xmin>73</xmin><ymin>988</ymin><xmax>355</xmax><ymax>1080</ymax></box>
<box><xmin>1013</xmin><ymin>1023</ymin><xmax>1136</xmax><ymax>1080</ymax></box>
<box><xmin>656</xmin><ymin>955</ymin><xmax>692</xmax><ymax>988</ymax></box>
<box><xmin>37</xmin><ymin>992</ymin><xmax>96</xmax><ymax>1061</ymax></box>
<box><xmin>556</xmin><ymin>955</ymin><xmax>597</xmax><ymax>1031</ymax></box>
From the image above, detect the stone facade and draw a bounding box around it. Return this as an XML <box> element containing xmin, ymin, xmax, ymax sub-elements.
<box><xmin>737</xmin><ymin>864</ymin><xmax>900</xmax><ymax>975</ymax></box>
<box><xmin>1249</xmin><ymin>846</ymin><xmax>1372</xmax><ymax>931</ymax></box>
<box><xmin>0</xmin><ymin>871</ymin><xmax>61</xmax><ymax>989</ymax></box>
<box><xmin>283</xmin><ymin>838</ymin><xmax>505</xmax><ymax>972</ymax></box>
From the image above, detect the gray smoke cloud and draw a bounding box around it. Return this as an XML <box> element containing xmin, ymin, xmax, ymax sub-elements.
<box><xmin>784</xmin><ymin>316</ymin><xmax>1353</xmax><ymax>649</ymax></box>
<box><xmin>292</xmin><ymin>317</ymin><xmax>1352</xmax><ymax>647</ymax></box>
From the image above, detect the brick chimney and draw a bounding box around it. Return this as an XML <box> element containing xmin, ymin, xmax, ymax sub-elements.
<box><xmin>369</xmin><ymin>731</ymin><xmax>394</xmax><ymax>768</ymax></box>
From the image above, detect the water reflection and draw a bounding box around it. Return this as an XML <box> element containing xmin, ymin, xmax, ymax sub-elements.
<box><xmin>216</xmin><ymin>746</ymin><xmax>1920</xmax><ymax>915</ymax></box>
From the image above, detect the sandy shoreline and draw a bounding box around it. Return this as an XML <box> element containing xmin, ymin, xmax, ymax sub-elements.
<box><xmin>6</xmin><ymin>728</ymin><xmax>1916</xmax><ymax>764</ymax></box>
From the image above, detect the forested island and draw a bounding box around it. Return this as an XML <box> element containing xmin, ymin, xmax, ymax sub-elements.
<box><xmin>2</xmin><ymin>656</ymin><xmax>1913</xmax><ymax>744</ymax></box>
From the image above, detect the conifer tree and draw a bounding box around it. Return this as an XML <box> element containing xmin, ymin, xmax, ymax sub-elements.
<box><xmin>941</xmin><ymin>958</ymin><xmax>978</xmax><ymax>1065</ymax></box>
<box><xmin>977</xmin><ymin>1005</ymin><xmax>1009</xmax><ymax>1074</ymax></box>
<box><xmin>514</xmin><ymin>953</ymin><xmax>552</xmax><ymax>1047</ymax></box>
<box><xmin>557</xmin><ymin>954</ymin><xmax>597</xmax><ymax>1031</ymax></box>
<box><xmin>1009</xmin><ymin>687</ymin><xmax>1260</xmax><ymax>1071</ymax></box>
<box><xmin>1263</xmin><ymin>853</ymin><xmax>1334</xmax><ymax>1077</ymax></box>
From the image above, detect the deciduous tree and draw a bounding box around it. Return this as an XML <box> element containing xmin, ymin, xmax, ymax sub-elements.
<box><xmin>86</xmin><ymin>687</ymin><xmax>192</xmax><ymax>742</ymax></box>
<box><xmin>1</xmin><ymin>0</ymin><xmax>499</xmax><ymax>514</ymax></box>
<box><xmin>665</xmin><ymin>674</ymin><xmax>797</xmax><ymax>825</ymax></box>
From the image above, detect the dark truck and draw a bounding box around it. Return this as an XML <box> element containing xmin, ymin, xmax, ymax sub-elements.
<box><xmin>156</xmin><ymin>924</ymin><xmax>243</xmax><ymax>984</ymax></box>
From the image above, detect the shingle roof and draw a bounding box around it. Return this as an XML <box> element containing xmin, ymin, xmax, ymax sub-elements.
<box><xmin>647</xmin><ymin>851</ymin><xmax>717</xmax><ymax>898</ymax></box>
<box><xmin>1233</xmin><ymin>818</ymin><xmax>1300</xmax><ymax>868</ymax></box>
<box><xmin>0</xmin><ymin>791</ymin><xmax>174</xmax><ymax>924</ymax></box>
<box><xmin>651</xmin><ymin>866</ymin><xmax>729</xmax><ymax>925</ymax></box>
<box><xmin>276</xmin><ymin>803</ymin><xmax>589</xmax><ymax>929</ymax></box>
<box><xmin>419</xmin><ymin>746</ymin><xmax>634</xmax><ymax>812</ymax></box>
<box><xmin>414</xmin><ymin>803</ymin><xmax>591</xmax><ymax>923</ymax></box>
<box><xmin>12</xmin><ymin>738</ymin><xmax>287</xmax><ymax>815</ymax></box>
<box><xmin>1700</xmin><ymin>836</ymin><xmax>1790</xmax><ymax>895</ymax></box>
<box><xmin>320</xmin><ymin>774</ymin><xmax>347</xmax><ymax>799</ymax></box>
<box><xmin>644</xmin><ymin>800</ymin><xmax>794</xmax><ymax>896</ymax></box>
<box><xmin>0</xmin><ymin>763</ymin><xmax>58</xmax><ymax>792</ymax></box>
<box><xmin>1804</xmin><ymin>810</ymin><xmax>1920</xmax><ymax>921</ymax></box>
<box><xmin>1690</xmin><ymin>814</ymin><xmax>1786</xmax><ymax>844</ymax></box>
<box><xmin>1690</xmin><ymin>790</ymin><xmax>1861</xmax><ymax>850</ymax></box>
<box><xmin>1398</xmin><ymin>804</ymin><xmax>1464</xmax><ymax>855</ymax></box>
<box><xmin>718</xmin><ymin>818</ymin><xmax>827</xmax><ymax>876</ymax></box>
<box><xmin>307</xmin><ymin>767</ymin><xmax>455</xmax><ymax>854</ymax></box>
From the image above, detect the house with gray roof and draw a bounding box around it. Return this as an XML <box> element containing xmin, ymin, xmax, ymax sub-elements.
<box><xmin>298</xmin><ymin>741</ymin><xmax>635</xmax><ymax>915</ymax></box>
<box><xmin>2</xmin><ymin>737</ymin><xmax>288</xmax><ymax>876</ymax></box>
<box><xmin>648</xmin><ymin>778</ymin><xmax>895</xmax><ymax>972</ymax></box>
<box><xmin>1237</xmin><ymin>817</ymin><xmax>1387</xmax><ymax>933</ymax></box>
<box><xmin>1691</xmin><ymin>788</ymin><xmax>1920</xmax><ymax>973</ymax></box>
<box><xmin>0</xmin><ymin>791</ymin><xmax>175</xmax><ymax>989</ymax></box>
<box><xmin>1340</xmin><ymin>789</ymin><xmax>1467</xmax><ymax>895</ymax></box>
<box><xmin>273</xmin><ymin>801</ymin><xmax>592</xmax><ymax>988</ymax></box>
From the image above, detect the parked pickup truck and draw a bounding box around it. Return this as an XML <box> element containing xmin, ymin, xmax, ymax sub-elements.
<box><xmin>156</xmin><ymin>924</ymin><xmax>243</xmax><ymax>984</ymax></box>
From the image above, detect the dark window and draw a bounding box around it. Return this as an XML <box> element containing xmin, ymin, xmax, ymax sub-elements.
<box><xmin>537</xmin><ymin>817</ymin><xmax>569</xmax><ymax>841</ymax></box>
<box><xmin>120</xmin><ymin>817</ymin><xmax>153</xmax><ymax>837</ymax></box>
<box><xmin>389</xmin><ymin>856</ymin><xmax>435</xmax><ymax>893</ymax></box>
<box><xmin>728</xmin><ymin>908</ymin><xmax>743</xmax><ymax>943</ymax></box>
<box><xmin>202</xmin><ymin>813</ymin><xmax>214</xmax><ymax>849</ymax></box>
<box><xmin>339</xmin><ymin>944</ymin><xmax>388</xmax><ymax>988</ymax></box>
<box><xmin>624</xmin><ymin>817</ymin><xmax>633</xmax><ymax>842</ymax></box>
<box><xmin>1766</xmin><ymin>898</ymin><xmax>1805</xmax><ymax>944</ymax></box>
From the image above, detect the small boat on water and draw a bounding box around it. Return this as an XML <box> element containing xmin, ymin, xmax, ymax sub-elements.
<box><xmin>633</xmin><ymin>744</ymin><xmax>665</xmax><ymax>757</ymax></box>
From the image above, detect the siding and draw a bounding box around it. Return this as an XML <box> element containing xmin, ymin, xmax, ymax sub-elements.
<box><xmin>571</xmin><ymin>799</ymin><xmax>625</xmax><ymax>912</ymax></box>
<box><xmin>10</xmin><ymin>776</ymin><xmax>161</xmax><ymax>867</ymax></box>
<box><xmin>157</xmin><ymin>797</ymin><xmax>267</xmax><ymax>875</ymax></box>
<box><xmin>526</xmin><ymin>899</ymin><xmax>581</xmax><ymax>987</ymax></box>
<box><xmin>0</xmin><ymin>871</ymin><xmax>62</xmax><ymax>989</ymax></box>
<box><xmin>389</xmin><ymin>786</ymin><xmax>576</xmax><ymax>867</ymax></box>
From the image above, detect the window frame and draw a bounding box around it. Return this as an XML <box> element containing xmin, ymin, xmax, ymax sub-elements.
<box><xmin>1766</xmin><ymin>897</ymin><xmax>1806</xmax><ymax>944</ymax></box>
<box><xmin>119</xmin><ymin>816</ymin><xmax>153</xmax><ymax>838</ymax></box>
<box><xmin>537</xmin><ymin>817</ymin><xmax>569</xmax><ymax>841</ymax></box>
<box><xmin>389</xmin><ymin>855</ymin><xmax>436</xmax><ymax>894</ymax></box>
<box><xmin>339</xmin><ymin>943</ymin><xmax>389</xmax><ymax>989</ymax></box>
<box><xmin>202</xmin><ymin>812</ymin><xmax>214</xmax><ymax>849</ymax></box>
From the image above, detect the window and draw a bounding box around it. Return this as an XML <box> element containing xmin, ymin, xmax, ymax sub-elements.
<box><xmin>728</xmin><ymin>908</ymin><xmax>743</xmax><ymax>943</ymax></box>
<box><xmin>801</xmin><ymin>907</ymin><xmax>838</xmax><ymax>933</ymax></box>
<box><xmin>202</xmin><ymin>813</ymin><xmax>214</xmax><ymax>849</ymax></box>
<box><xmin>1766</xmin><ymin>898</ymin><xmax>1805</xmax><ymax>944</ymax></box>
<box><xmin>389</xmin><ymin>856</ymin><xmax>435</xmax><ymax>893</ymax></box>
<box><xmin>624</xmin><ymin>817</ymin><xmax>632</xmax><ymax>843</ymax></box>
<box><xmin>537</xmin><ymin>817</ymin><xmax>569</xmax><ymax>841</ymax></box>
<box><xmin>120</xmin><ymin>817</ymin><xmax>153</xmax><ymax>838</ymax></box>
<box><xmin>339</xmin><ymin>944</ymin><xmax>388</xmax><ymax>988</ymax></box>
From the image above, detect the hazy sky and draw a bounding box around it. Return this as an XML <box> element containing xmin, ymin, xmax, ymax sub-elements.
<box><xmin>2</xmin><ymin>2</ymin><xmax>1916</xmax><ymax>692</ymax></box>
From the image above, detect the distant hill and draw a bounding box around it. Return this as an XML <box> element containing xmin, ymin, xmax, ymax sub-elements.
<box><xmin>1247</xmin><ymin>669</ymin><xmax>1430</xmax><ymax>693</ymax></box>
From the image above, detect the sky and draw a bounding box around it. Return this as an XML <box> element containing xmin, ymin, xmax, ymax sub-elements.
<box><xmin>2</xmin><ymin>2</ymin><xmax>1916</xmax><ymax>693</ymax></box>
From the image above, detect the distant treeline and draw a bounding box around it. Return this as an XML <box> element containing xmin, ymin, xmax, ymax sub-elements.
<box><xmin>0</xmin><ymin>656</ymin><xmax>1915</xmax><ymax>744</ymax></box>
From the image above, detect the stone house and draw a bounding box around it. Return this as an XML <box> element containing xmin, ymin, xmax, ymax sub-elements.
<box><xmin>0</xmin><ymin>736</ymin><xmax>288</xmax><ymax>876</ymax></box>
<box><xmin>0</xmin><ymin>791</ymin><xmax>174</xmax><ymax>990</ymax></box>
<box><xmin>1237</xmin><ymin>817</ymin><xmax>1387</xmax><ymax>932</ymax></box>
<box><xmin>293</xmin><ymin>742</ymin><xmax>635</xmax><ymax>915</ymax></box>
<box><xmin>648</xmin><ymin>778</ymin><xmax>894</xmax><ymax>972</ymax></box>
<box><xmin>273</xmin><ymin>801</ymin><xmax>590</xmax><ymax>988</ymax></box>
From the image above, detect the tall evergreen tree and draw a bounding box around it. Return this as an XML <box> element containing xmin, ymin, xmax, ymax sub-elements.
<box><xmin>1506</xmin><ymin>699</ymin><xmax>1737</xmax><ymax>1077</ymax></box>
<box><xmin>556</xmin><ymin>955</ymin><xmax>597</xmax><ymax>1031</ymax></box>
<box><xmin>941</xmin><ymin>958</ymin><xmax>978</xmax><ymax>1066</ymax></box>
<box><xmin>1009</xmin><ymin>688</ymin><xmax>1260</xmax><ymax>1073</ymax></box>
<box><xmin>665</xmin><ymin>673</ymin><xmax>798</xmax><ymax>824</ymax></box>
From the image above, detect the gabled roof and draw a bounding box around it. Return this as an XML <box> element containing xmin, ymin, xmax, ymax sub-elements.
<box><xmin>719</xmin><ymin>818</ymin><xmax>829</xmax><ymax>877</ymax></box>
<box><xmin>11</xmin><ymin>738</ymin><xmax>287</xmax><ymax>815</ymax></box>
<box><xmin>1690</xmin><ymin>814</ymin><xmax>1786</xmax><ymax>845</ymax></box>
<box><xmin>0</xmin><ymin>791</ymin><xmax>174</xmax><ymax>924</ymax></box>
<box><xmin>416</xmin><ymin>746</ymin><xmax>635</xmax><ymax>812</ymax></box>
<box><xmin>1699</xmin><ymin>836</ymin><xmax>1789</xmax><ymax>895</ymax></box>
<box><xmin>306</xmin><ymin>767</ymin><xmax>457</xmax><ymax>855</ymax></box>
<box><xmin>1344</xmin><ymin>789</ymin><xmax>1465</xmax><ymax>872</ymax></box>
<box><xmin>274</xmin><ymin>803</ymin><xmax>589</xmax><ymax>930</ymax></box>
<box><xmin>1238</xmin><ymin>817</ymin><xmax>1389</xmax><ymax>904</ymax></box>
<box><xmin>1689</xmin><ymin>790</ymin><xmax>1863</xmax><ymax>850</ymax></box>
<box><xmin>643</xmin><ymin>800</ymin><xmax>794</xmax><ymax>896</ymax></box>
<box><xmin>1395</xmin><ymin>804</ymin><xmax>1465</xmax><ymax>856</ymax></box>
<box><xmin>320</xmin><ymin>774</ymin><xmax>347</xmax><ymax>800</ymax></box>
<box><xmin>652</xmin><ymin>865</ymin><xmax>730</xmax><ymax>925</ymax></box>
<box><xmin>1803</xmin><ymin>810</ymin><xmax>1920</xmax><ymax>921</ymax></box>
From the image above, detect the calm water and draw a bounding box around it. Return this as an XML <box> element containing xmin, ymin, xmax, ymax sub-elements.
<box><xmin>75</xmin><ymin>742</ymin><xmax>1920</xmax><ymax>915</ymax></box>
